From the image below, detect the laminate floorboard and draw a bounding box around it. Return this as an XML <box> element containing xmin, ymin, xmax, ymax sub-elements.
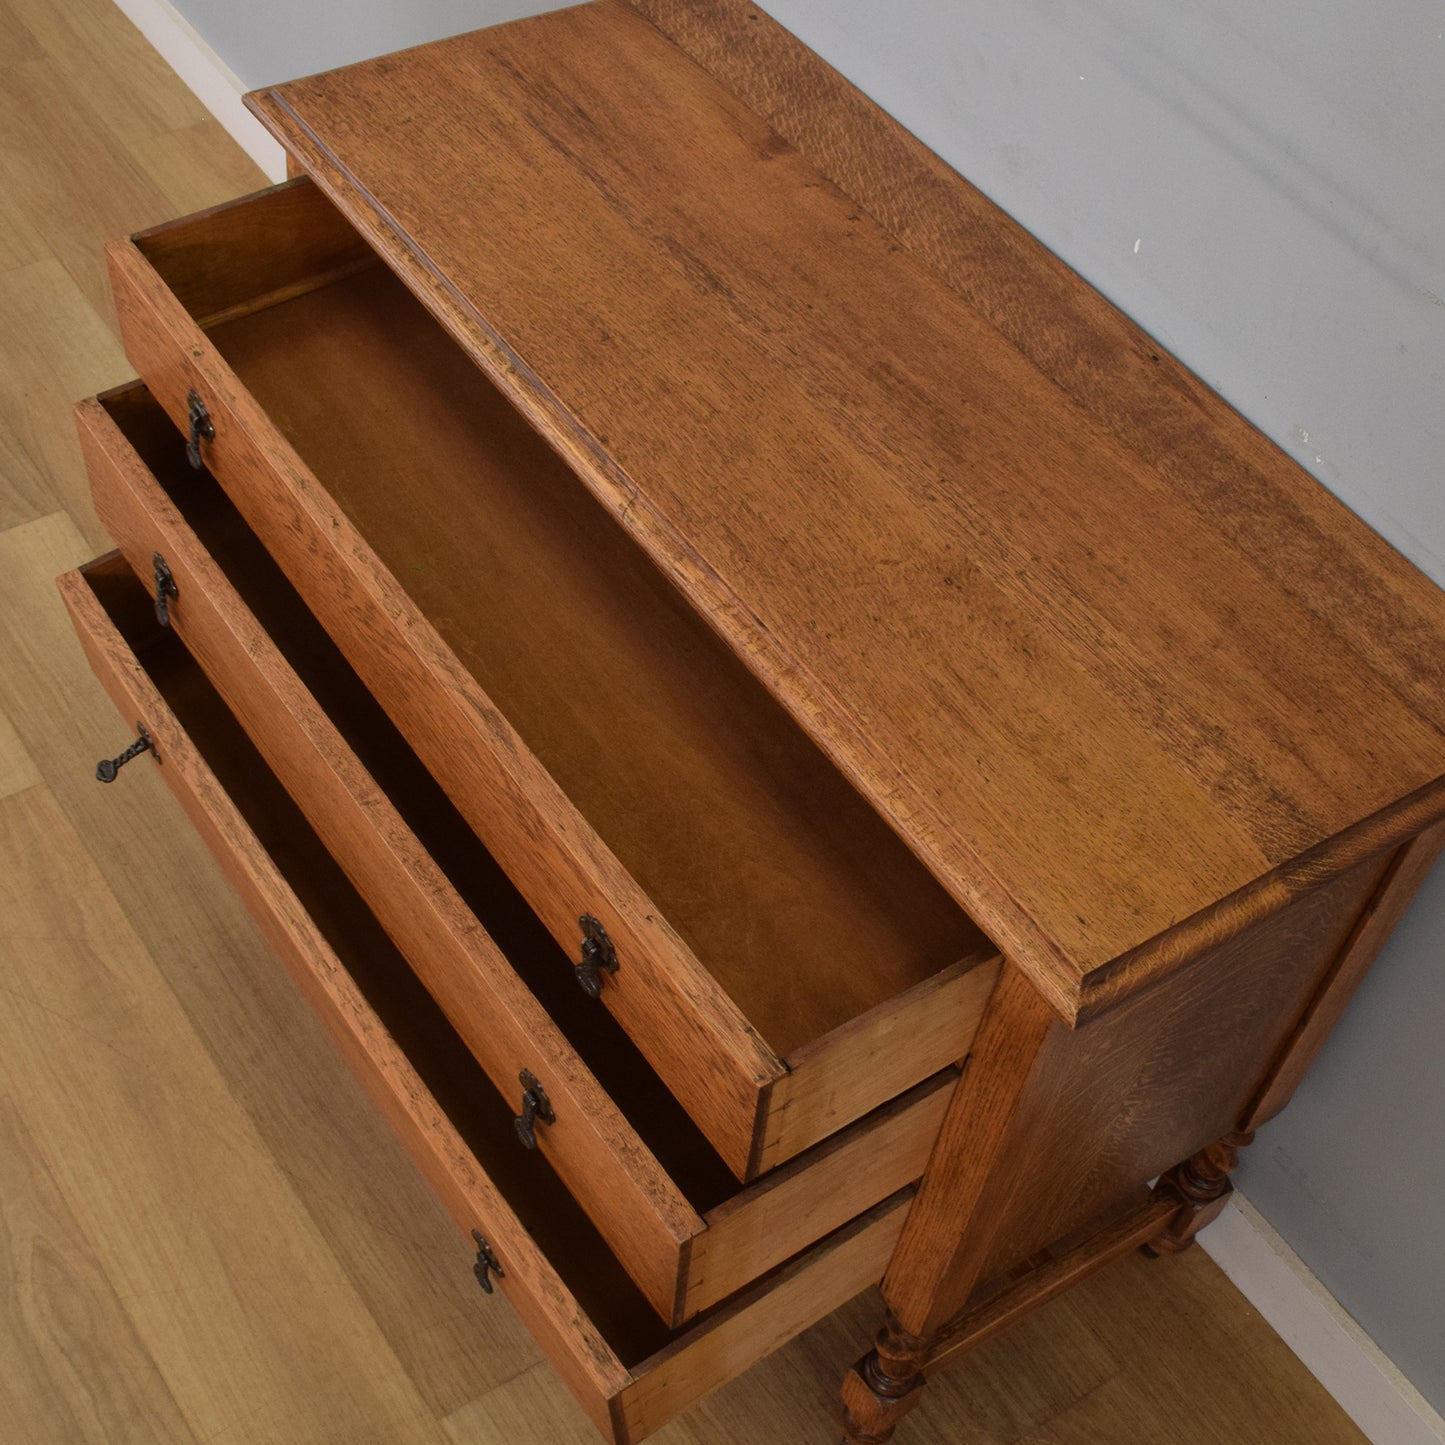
<box><xmin>0</xmin><ymin>410</ymin><xmax>54</xmax><ymax>531</ymax></box>
<box><xmin>0</xmin><ymin>0</ymin><xmax>1373</xmax><ymax>1440</ymax></box>
<box><xmin>0</xmin><ymin>704</ymin><xmax>40</xmax><ymax>800</ymax></box>
<box><xmin>0</xmin><ymin>261</ymin><xmax>125</xmax><ymax>546</ymax></box>
<box><xmin>0</xmin><ymin>1091</ymin><xmax>198</xmax><ymax>1445</ymax></box>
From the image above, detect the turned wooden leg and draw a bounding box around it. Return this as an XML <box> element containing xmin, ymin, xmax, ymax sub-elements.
<box><xmin>839</xmin><ymin>1314</ymin><xmax>930</xmax><ymax>1444</ymax></box>
<box><xmin>1144</xmin><ymin>1129</ymin><xmax>1255</xmax><ymax>1256</ymax></box>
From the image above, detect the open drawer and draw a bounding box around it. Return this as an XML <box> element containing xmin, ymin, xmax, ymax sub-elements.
<box><xmin>58</xmin><ymin>553</ymin><xmax>912</xmax><ymax>1444</ymax></box>
<box><xmin>106</xmin><ymin>178</ymin><xmax>1002</xmax><ymax>1179</ymax></box>
<box><xmin>75</xmin><ymin>380</ymin><xmax>959</xmax><ymax>1326</ymax></box>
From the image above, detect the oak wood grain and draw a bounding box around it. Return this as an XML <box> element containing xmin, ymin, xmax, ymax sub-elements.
<box><xmin>623</xmin><ymin>0</ymin><xmax>1445</xmax><ymax>751</ymax></box>
<box><xmin>57</xmin><ymin>560</ymin><xmax>644</xmax><ymax>1438</ymax></box>
<box><xmin>0</xmin><ymin>138</ymin><xmax>46</xmax><ymax>268</ymax></box>
<box><xmin>45</xmin><ymin>543</ymin><xmax>1381</xmax><ymax>1433</ymax></box>
<box><xmin>105</xmin><ymin>216</ymin><xmax>781</xmax><ymax>1179</ymax></box>
<box><xmin>881</xmin><ymin>850</ymin><xmax>1390</xmax><ymax>1354</ymax></box>
<box><xmin>974</xmin><ymin>853</ymin><xmax>1391</xmax><ymax>1282</ymax></box>
<box><xmin>757</xmin><ymin>951</ymin><xmax>998</xmax><ymax>1173</ymax></box>
<box><xmin>128</xmin><ymin>123</ymin><xmax>272</xmax><ymax>219</ymax></box>
<box><xmin>1013</xmin><ymin>1249</ymin><xmax>1367</xmax><ymax>1445</ymax></box>
<box><xmin>247</xmin><ymin>1</ymin><xmax>1445</xmax><ymax>1019</ymax></box>
<box><xmin>104</xmin><ymin>180</ymin><xmax>1001</xmax><ymax>1174</ymax></box>
<box><xmin>841</xmin><ymin>1198</ymin><xmax>1179</xmax><ymax>1442</ymax></box>
<box><xmin>925</xmin><ymin>1199</ymin><xmax>1179</xmax><ymax>1373</ymax></box>
<box><xmin>86</xmin><ymin>440</ymin><xmax>958</xmax><ymax>1335</ymax></box>
<box><xmin>59</xmin><ymin>561</ymin><xmax>938</xmax><ymax>1441</ymax></box>
<box><xmin>0</xmin><ymin>0</ymin><xmax>44</xmax><ymax>72</ymax></box>
<box><xmin>442</xmin><ymin>1363</ymin><xmax>603</xmax><ymax>1445</ymax></box>
<box><xmin>77</xmin><ymin>391</ymin><xmax>707</xmax><ymax>1327</ymax></box>
<box><xmin>615</xmin><ymin>1194</ymin><xmax>909</xmax><ymax>1445</ymax></box>
<box><xmin>129</xmin><ymin>177</ymin><xmax>373</xmax><ymax>326</ymax></box>
<box><xmin>881</xmin><ymin>967</ymin><xmax>1063</xmax><ymax>1340</ymax></box>
<box><xmin>1245</xmin><ymin>819</ymin><xmax>1445</xmax><ymax>1130</ymax></box>
<box><xmin>201</xmin><ymin>262</ymin><xmax>987</xmax><ymax>1064</ymax></box>
<box><xmin>684</xmin><ymin>1073</ymin><xmax>956</xmax><ymax>1321</ymax></box>
<box><xmin>15</xmin><ymin>3</ymin><xmax>1383</xmax><ymax>1438</ymax></box>
<box><xmin>0</xmin><ymin>510</ymin><xmax>518</xmax><ymax>1420</ymax></box>
<box><xmin>83</xmin><ymin>380</ymin><xmax>969</xmax><ymax>1323</ymax></box>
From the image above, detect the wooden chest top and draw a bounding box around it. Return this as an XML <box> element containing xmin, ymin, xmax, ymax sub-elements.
<box><xmin>248</xmin><ymin>0</ymin><xmax>1445</xmax><ymax>1017</ymax></box>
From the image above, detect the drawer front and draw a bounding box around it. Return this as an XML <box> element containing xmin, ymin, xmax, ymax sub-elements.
<box><xmin>77</xmin><ymin>381</ymin><xmax>959</xmax><ymax>1327</ymax></box>
<box><xmin>76</xmin><ymin>388</ymin><xmax>704</xmax><ymax>1325</ymax></box>
<box><xmin>59</xmin><ymin>554</ymin><xmax>910</xmax><ymax>1443</ymax></box>
<box><xmin>107</xmin><ymin>180</ymin><xmax>1001</xmax><ymax>1180</ymax></box>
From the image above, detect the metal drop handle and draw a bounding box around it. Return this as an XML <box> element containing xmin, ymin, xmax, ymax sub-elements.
<box><xmin>96</xmin><ymin>724</ymin><xmax>153</xmax><ymax>783</ymax></box>
<box><xmin>513</xmin><ymin>1069</ymin><xmax>555</xmax><ymax>1150</ymax></box>
<box><xmin>470</xmin><ymin>1229</ymin><xmax>503</xmax><ymax>1294</ymax></box>
<box><xmin>574</xmin><ymin>913</ymin><xmax>618</xmax><ymax>997</ymax></box>
<box><xmin>153</xmin><ymin>553</ymin><xmax>178</xmax><ymax>628</ymax></box>
<box><xmin>185</xmin><ymin>389</ymin><xmax>214</xmax><ymax>470</ymax></box>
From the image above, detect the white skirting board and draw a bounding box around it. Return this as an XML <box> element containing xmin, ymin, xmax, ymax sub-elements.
<box><xmin>1202</xmin><ymin>1194</ymin><xmax>1445</xmax><ymax>1445</ymax></box>
<box><xmin>110</xmin><ymin>0</ymin><xmax>287</xmax><ymax>181</ymax></box>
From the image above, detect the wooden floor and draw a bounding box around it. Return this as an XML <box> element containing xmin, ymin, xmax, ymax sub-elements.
<box><xmin>0</xmin><ymin>2</ymin><xmax>1373</xmax><ymax>1442</ymax></box>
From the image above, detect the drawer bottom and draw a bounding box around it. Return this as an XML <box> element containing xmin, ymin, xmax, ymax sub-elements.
<box><xmin>60</xmin><ymin>552</ymin><xmax>908</xmax><ymax>1443</ymax></box>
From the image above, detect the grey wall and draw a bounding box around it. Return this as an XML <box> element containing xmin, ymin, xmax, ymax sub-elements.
<box><xmin>167</xmin><ymin>0</ymin><xmax>1445</xmax><ymax>1414</ymax></box>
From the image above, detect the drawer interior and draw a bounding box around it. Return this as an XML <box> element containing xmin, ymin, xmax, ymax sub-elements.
<box><xmin>104</xmin><ymin>385</ymin><xmax>739</xmax><ymax>1217</ymax></box>
<box><xmin>83</xmin><ymin>553</ymin><xmax>681</xmax><ymax>1364</ymax></box>
<box><xmin>129</xmin><ymin>183</ymin><xmax>992</xmax><ymax>1062</ymax></box>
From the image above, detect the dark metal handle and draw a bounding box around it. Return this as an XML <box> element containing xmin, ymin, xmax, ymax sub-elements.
<box><xmin>96</xmin><ymin>724</ymin><xmax>153</xmax><ymax>783</ymax></box>
<box><xmin>513</xmin><ymin>1069</ymin><xmax>555</xmax><ymax>1150</ymax></box>
<box><xmin>470</xmin><ymin>1229</ymin><xmax>503</xmax><ymax>1294</ymax></box>
<box><xmin>574</xmin><ymin>913</ymin><xmax>618</xmax><ymax>997</ymax></box>
<box><xmin>185</xmin><ymin>390</ymin><xmax>214</xmax><ymax>470</ymax></box>
<box><xmin>153</xmin><ymin>553</ymin><xmax>178</xmax><ymax>628</ymax></box>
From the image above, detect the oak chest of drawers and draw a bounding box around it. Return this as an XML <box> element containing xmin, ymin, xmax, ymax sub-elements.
<box><xmin>61</xmin><ymin>3</ymin><xmax>1445</xmax><ymax>1441</ymax></box>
